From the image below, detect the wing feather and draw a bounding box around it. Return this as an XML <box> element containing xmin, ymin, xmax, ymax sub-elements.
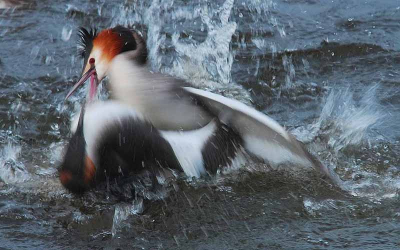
<box><xmin>184</xmin><ymin>87</ymin><xmax>332</xmax><ymax>178</ymax></box>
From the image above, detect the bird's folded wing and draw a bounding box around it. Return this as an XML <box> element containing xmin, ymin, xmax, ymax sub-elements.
<box><xmin>108</xmin><ymin>56</ymin><xmax>213</xmax><ymax>131</ymax></box>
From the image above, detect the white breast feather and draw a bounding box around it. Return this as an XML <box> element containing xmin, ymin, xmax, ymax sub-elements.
<box><xmin>160</xmin><ymin>120</ymin><xmax>217</xmax><ymax>178</ymax></box>
<box><xmin>72</xmin><ymin>101</ymin><xmax>143</xmax><ymax>167</ymax></box>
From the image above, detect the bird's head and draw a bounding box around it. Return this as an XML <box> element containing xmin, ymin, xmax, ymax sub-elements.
<box><xmin>65</xmin><ymin>26</ymin><xmax>147</xmax><ymax>102</ymax></box>
<box><xmin>59</xmin><ymin>105</ymin><xmax>96</xmax><ymax>194</ymax></box>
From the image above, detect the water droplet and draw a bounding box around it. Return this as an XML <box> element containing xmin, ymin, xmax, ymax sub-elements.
<box><xmin>45</xmin><ymin>56</ymin><xmax>52</xmax><ymax>65</ymax></box>
<box><xmin>61</xmin><ymin>27</ymin><xmax>72</xmax><ymax>42</ymax></box>
<box><xmin>30</xmin><ymin>46</ymin><xmax>40</xmax><ymax>58</ymax></box>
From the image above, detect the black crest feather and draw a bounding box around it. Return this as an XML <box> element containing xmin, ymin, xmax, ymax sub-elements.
<box><xmin>77</xmin><ymin>27</ymin><xmax>97</xmax><ymax>58</ymax></box>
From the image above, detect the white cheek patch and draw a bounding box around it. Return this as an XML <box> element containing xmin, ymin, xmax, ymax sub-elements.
<box><xmin>107</xmin><ymin>54</ymin><xmax>145</xmax><ymax>108</ymax></box>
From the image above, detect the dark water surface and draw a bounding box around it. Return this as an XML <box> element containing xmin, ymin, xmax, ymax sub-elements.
<box><xmin>0</xmin><ymin>0</ymin><xmax>400</xmax><ymax>249</ymax></box>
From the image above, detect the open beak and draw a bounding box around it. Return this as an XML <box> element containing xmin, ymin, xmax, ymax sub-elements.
<box><xmin>88</xmin><ymin>71</ymin><xmax>98</xmax><ymax>101</ymax></box>
<box><xmin>65</xmin><ymin>59</ymin><xmax>99</xmax><ymax>102</ymax></box>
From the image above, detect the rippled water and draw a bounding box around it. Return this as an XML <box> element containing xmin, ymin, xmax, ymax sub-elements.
<box><xmin>1</xmin><ymin>0</ymin><xmax>400</xmax><ymax>249</ymax></box>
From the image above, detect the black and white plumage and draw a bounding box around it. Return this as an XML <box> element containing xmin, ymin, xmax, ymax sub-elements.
<box><xmin>60</xmin><ymin>26</ymin><xmax>333</xmax><ymax>194</ymax></box>
<box><xmin>60</xmin><ymin>101</ymin><xmax>247</xmax><ymax>193</ymax></box>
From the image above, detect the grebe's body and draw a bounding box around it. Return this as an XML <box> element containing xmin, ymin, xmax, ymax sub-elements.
<box><xmin>60</xmin><ymin>26</ymin><xmax>332</xmax><ymax>194</ymax></box>
<box><xmin>60</xmin><ymin>101</ymin><xmax>246</xmax><ymax>193</ymax></box>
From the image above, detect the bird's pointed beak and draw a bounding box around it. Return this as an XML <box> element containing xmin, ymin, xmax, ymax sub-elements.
<box><xmin>65</xmin><ymin>58</ymin><xmax>99</xmax><ymax>102</ymax></box>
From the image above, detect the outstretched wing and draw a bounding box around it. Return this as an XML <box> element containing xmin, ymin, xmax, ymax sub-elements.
<box><xmin>184</xmin><ymin>87</ymin><xmax>332</xmax><ymax>178</ymax></box>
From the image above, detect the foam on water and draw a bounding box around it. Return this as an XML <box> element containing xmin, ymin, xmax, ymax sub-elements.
<box><xmin>348</xmin><ymin>173</ymin><xmax>400</xmax><ymax>199</ymax></box>
<box><xmin>303</xmin><ymin>198</ymin><xmax>340</xmax><ymax>216</ymax></box>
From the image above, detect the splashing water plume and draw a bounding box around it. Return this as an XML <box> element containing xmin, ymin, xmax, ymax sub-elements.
<box><xmin>0</xmin><ymin>143</ymin><xmax>30</xmax><ymax>185</ymax></box>
<box><xmin>315</xmin><ymin>85</ymin><xmax>383</xmax><ymax>152</ymax></box>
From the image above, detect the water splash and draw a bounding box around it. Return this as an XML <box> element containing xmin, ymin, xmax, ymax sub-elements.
<box><xmin>253</xmin><ymin>38</ymin><xmax>268</xmax><ymax>50</ymax></box>
<box><xmin>110</xmin><ymin>0</ymin><xmax>251</xmax><ymax>102</ymax></box>
<box><xmin>293</xmin><ymin>85</ymin><xmax>383</xmax><ymax>152</ymax></box>
<box><xmin>246</xmin><ymin>0</ymin><xmax>275</xmax><ymax>15</ymax></box>
<box><xmin>291</xmin><ymin>85</ymin><xmax>400</xmax><ymax>199</ymax></box>
<box><xmin>61</xmin><ymin>25</ymin><xmax>73</xmax><ymax>42</ymax></box>
<box><xmin>303</xmin><ymin>198</ymin><xmax>339</xmax><ymax>216</ymax></box>
<box><xmin>111</xmin><ymin>197</ymin><xmax>144</xmax><ymax>238</ymax></box>
<box><xmin>110</xmin><ymin>0</ymin><xmax>172</xmax><ymax>71</ymax></box>
<box><xmin>0</xmin><ymin>142</ymin><xmax>30</xmax><ymax>184</ymax></box>
<box><xmin>282</xmin><ymin>55</ymin><xmax>295</xmax><ymax>89</ymax></box>
<box><xmin>0</xmin><ymin>140</ymin><xmax>66</xmax><ymax>197</ymax></box>
<box><xmin>347</xmin><ymin>173</ymin><xmax>400</xmax><ymax>199</ymax></box>
<box><xmin>48</xmin><ymin>142</ymin><xmax>65</xmax><ymax>165</ymax></box>
<box><xmin>314</xmin><ymin>85</ymin><xmax>383</xmax><ymax>152</ymax></box>
<box><xmin>171</xmin><ymin>0</ymin><xmax>237</xmax><ymax>87</ymax></box>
